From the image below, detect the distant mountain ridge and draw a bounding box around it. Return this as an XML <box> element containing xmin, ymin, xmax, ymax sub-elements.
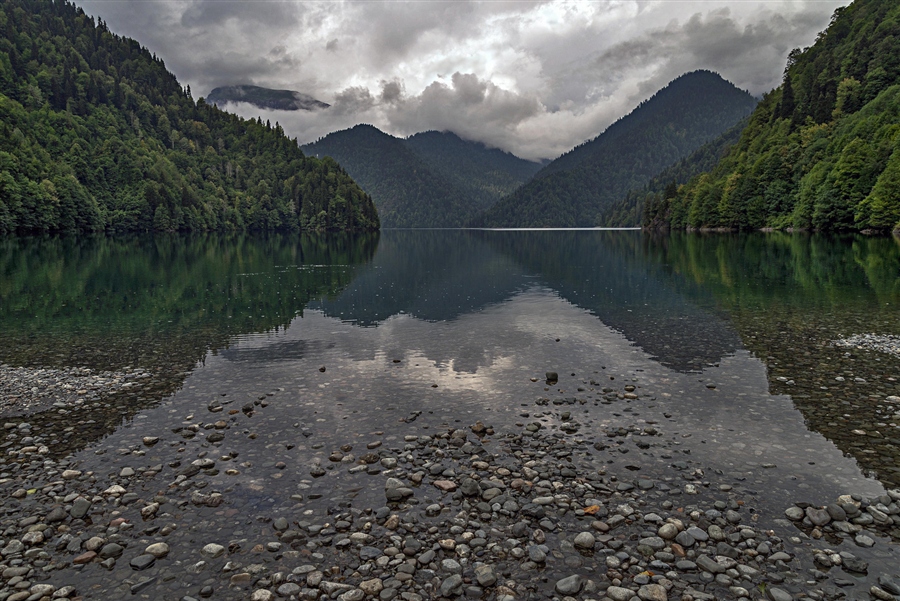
<box><xmin>303</xmin><ymin>126</ymin><xmax>542</xmax><ymax>227</ymax></box>
<box><xmin>207</xmin><ymin>85</ymin><xmax>329</xmax><ymax>111</ymax></box>
<box><xmin>404</xmin><ymin>131</ymin><xmax>545</xmax><ymax>210</ymax></box>
<box><xmin>473</xmin><ymin>70</ymin><xmax>758</xmax><ymax>228</ymax></box>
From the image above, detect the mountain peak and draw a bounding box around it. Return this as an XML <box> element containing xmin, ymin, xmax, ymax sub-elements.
<box><xmin>206</xmin><ymin>85</ymin><xmax>329</xmax><ymax>111</ymax></box>
<box><xmin>474</xmin><ymin>71</ymin><xmax>757</xmax><ymax>227</ymax></box>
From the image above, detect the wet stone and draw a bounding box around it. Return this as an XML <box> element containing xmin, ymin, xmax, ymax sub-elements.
<box><xmin>766</xmin><ymin>587</ymin><xmax>793</xmax><ymax>601</ymax></box>
<box><xmin>99</xmin><ymin>543</ymin><xmax>124</xmax><ymax>559</ymax></box>
<box><xmin>638</xmin><ymin>584</ymin><xmax>668</xmax><ymax>601</ymax></box>
<box><xmin>130</xmin><ymin>553</ymin><xmax>156</xmax><ymax>570</ymax></box>
<box><xmin>201</xmin><ymin>543</ymin><xmax>225</xmax><ymax>558</ymax></box>
<box><xmin>554</xmin><ymin>575</ymin><xmax>583</xmax><ymax>596</ymax></box>
<box><xmin>440</xmin><ymin>574</ymin><xmax>463</xmax><ymax>597</ymax></box>
<box><xmin>145</xmin><ymin>542</ymin><xmax>169</xmax><ymax>558</ymax></box>
<box><xmin>277</xmin><ymin>583</ymin><xmax>301</xmax><ymax>597</ymax></box>
<box><xmin>130</xmin><ymin>577</ymin><xmax>156</xmax><ymax>594</ymax></box>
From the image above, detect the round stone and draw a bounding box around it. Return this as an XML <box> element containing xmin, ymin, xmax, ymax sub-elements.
<box><xmin>201</xmin><ymin>543</ymin><xmax>225</xmax><ymax>558</ymax></box>
<box><xmin>554</xmin><ymin>575</ymin><xmax>584</xmax><ymax>596</ymax></box>
<box><xmin>145</xmin><ymin>543</ymin><xmax>169</xmax><ymax>558</ymax></box>
<box><xmin>573</xmin><ymin>532</ymin><xmax>595</xmax><ymax>549</ymax></box>
<box><xmin>658</xmin><ymin>523</ymin><xmax>678</xmax><ymax>539</ymax></box>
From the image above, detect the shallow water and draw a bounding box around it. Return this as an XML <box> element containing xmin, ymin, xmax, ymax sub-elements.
<box><xmin>2</xmin><ymin>230</ymin><xmax>900</xmax><ymax>585</ymax></box>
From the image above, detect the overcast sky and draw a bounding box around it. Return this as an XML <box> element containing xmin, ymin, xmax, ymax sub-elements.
<box><xmin>77</xmin><ymin>0</ymin><xmax>847</xmax><ymax>161</ymax></box>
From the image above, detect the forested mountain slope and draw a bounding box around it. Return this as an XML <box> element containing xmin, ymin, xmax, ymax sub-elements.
<box><xmin>0</xmin><ymin>0</ymin><xmax>378</xmax><ymax>234</ymax></box>
<box><xmin>303</xmin><ymin>126</ymin><xmax>541</xmax><ymax>227</ymax></box>
<box><xmin>473</xmin><ymin>71</ymin><xmax>757</xmax><ymax>228</ymax></box>
<box><xmin>646</xmin><ymin>0</ymin><xmax>900</xmax><ymax>232</ymax></box>
<box><xmin>602</xmin><ymin>120</ymin><xmax>749</xmax><ymax>227</ymax></box>
<box><xmin>303</xmin><ymin>125</ymin><xmax>477</xmax><ymax>228</ymax></box>
<box><xmin>403</xmin><ymin>131</ymin><xmax>542</xmax><ymax>209</ymax></box>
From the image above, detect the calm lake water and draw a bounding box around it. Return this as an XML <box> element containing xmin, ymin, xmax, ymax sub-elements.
<box><xmin>2</xmin><ymin>229</ymin><xmax>900</xmax><ymax>524</ymax></box>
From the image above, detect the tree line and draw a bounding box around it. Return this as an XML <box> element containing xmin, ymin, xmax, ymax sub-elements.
<box><xmin>0</xmin><ymin>0</ymin><xmax>379</xmax><ymax>235</ymax></box>
<box><xmin>642</xmin><ymin>0</ymin><xmax>900</xmax><ymax>232</ymax></box>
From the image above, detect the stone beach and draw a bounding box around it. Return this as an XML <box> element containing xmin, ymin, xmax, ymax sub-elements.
<box><xmin>0</xmin><ymin>362</ymin><xmax>899</xmax><ymax>601</ymax></box>
<box><xmin>2</xmin><ymin>230</ymin><xmax>900</xmax><ymax>601</ymax></box>
<box><xmin>0</xmin><ymin>365</ymin><xmax>155</xmax><ymax>419</ymax></box>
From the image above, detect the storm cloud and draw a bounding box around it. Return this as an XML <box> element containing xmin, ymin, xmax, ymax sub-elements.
<box><xmin>77</xmin><ymin>0</ymin><xmax>847</xmax><ymax>160</ymax></box>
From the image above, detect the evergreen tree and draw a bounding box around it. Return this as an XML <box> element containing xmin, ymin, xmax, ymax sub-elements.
<box><xmin>0</xmin><ymin>0</ymin><xmax>379</xmax><ymax>235</ymax></box>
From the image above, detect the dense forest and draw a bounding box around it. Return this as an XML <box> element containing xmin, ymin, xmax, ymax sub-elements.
<box><xmin>473</xmin><ymin>71</ymin><xmax>757</xmax><ymax>228</ymax></box>
<box><xmin>647</xmin><ymin>0</ymin><xmax>900</xmax><ymax>232</ymax></box>
<box><xmin>403</xmin><ymin>131</ymin><xmax>544</xmax><ymax>209</ymax></box>
<box><xmin>303</xmin><ymin>126</ymin><xmax>541</xmax><ymax>228</ymax></box>
<box><xmin>0</xmin><ymin>0</ymin><xmax>378</xmax><ymax>234</ymax></box>
<box><xmin>602</xmin><ymin>120</ymin><xmax>749</xmax><ymax>227</ymax></box>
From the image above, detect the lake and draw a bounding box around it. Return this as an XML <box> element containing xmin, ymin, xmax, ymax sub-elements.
<box><xmin>1</xmin><ymin>229</ymin><xmax>899</xmax><ymax>600</ymax></box>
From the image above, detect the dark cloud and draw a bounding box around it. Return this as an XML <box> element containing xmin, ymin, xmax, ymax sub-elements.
<box><xmin>380</xmin><ymin>80</ymin><xmax>404</xmax><ymax>104</ymax></box>
<box><xmin>331</xmin><ymin>86</ymin><xmax>376</xmax><ymax>116</ymax></box>
<box><xmin>76</xmin><ymin>0</ymin><xmax>848</xmax><ymax>160</ymax></box>
<box><xmin>591</xmin><ymin>4</ymin><xmax>844</xmax><ymax>100</ymax></box>
<box><xmin>180</xmin><ymin>0</ymin><xmax>300</xmax><ymax>28</ymax></box>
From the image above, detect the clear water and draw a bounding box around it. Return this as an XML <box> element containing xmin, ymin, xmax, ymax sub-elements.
<box><xmin>2</xmin><ymin>229</ymin><xmax>900</xmax><ymax>517</ymax></box>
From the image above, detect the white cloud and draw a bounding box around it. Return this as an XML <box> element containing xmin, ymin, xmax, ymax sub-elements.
<box><xmin>77</xmin><ymin>0</ymin><xmax>848</xmax><ymax>160</ymax></box>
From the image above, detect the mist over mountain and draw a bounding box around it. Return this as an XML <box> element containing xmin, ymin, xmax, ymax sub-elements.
<box><xmin>206</xmin><ymin>85</ymin><xmax>329</xmax><ymax>111</ymax></box>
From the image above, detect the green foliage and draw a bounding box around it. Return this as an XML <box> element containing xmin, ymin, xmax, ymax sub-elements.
<box><xmin>652</xmin><ymin>0</ymin><xmax>900</xmax><ymax>232</ymax></box>
<box><xmin>608</xmin><ymin>120</ymin><xmax>748</xmax><ymax>227</ymax></box>
<box><xmin>474</xmin><ymin>71</ymin><xmax>757</xmax><ymax>227</ymax></box>
<box><xmin>0</xmin><ymin>0</ymin><xmax>378</xmax><ymax>235</ymax></box>
<box><xmin>303</xmin><ymin>126</ymin><xmax>541</xmax><ymax>228</ymax></box>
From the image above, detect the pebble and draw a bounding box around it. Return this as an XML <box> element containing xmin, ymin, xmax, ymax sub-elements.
<box><xmin>0</xmin><ymin>365</ymin><xmax>897</xmax><ymax>601</ymax></box>
<box><xmin>554</xmin><ymin>575</ymin><xmax>583</xmax><ymax>595</ymax></box>
<box><xmin>145</xmin><ymin>542</ymin><xmax>170</xmax><ymax>558</ymax></box>
<box><xmin>201</xmin><ymin>543</ymin><xmax>225</xmax><ymax>558</ymax></box>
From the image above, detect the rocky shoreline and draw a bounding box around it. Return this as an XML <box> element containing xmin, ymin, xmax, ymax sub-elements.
<box><xmin>0</xmin><ymin>365</ymin><xmax>155</xmax><ymax>419</ymax></box>
<box><xmin>0</xmin><ymin>370</ymin><xmax>898</xmax><ymax>601</ymax></box>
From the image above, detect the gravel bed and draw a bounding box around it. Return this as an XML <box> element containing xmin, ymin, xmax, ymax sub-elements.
<box><xmin>0</xmin><ymin>390</ymin><xmax>898</xmax><ymax>601</ymax></box>
<box><xmin>0</xmin><ymin>365</ymin><xmax>154</xmax><ymax>419</ymax></box>
<box><xmin>833</xmin><ymin>335</ymin><xmax>900</xmax><ymax>358</ymax></box>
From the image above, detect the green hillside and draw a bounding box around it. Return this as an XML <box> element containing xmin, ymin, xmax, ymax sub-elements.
<box><xmin>649</xmin><ymin>0</ymin><xmax>900</xmax><ymax>232</ymax></box>
<box><xmin>303</xmin><ymin>126</ymin><xmax>541</xmax><ymax>227</ymax></box>
<box><xmin>0</xmin><ymin>0</ymin><xmax>378</xmax><ymax>234</ymax></box>
<box><xmin>604</xmin><ymin>120</ymin><xmax>749</xmax><ymax>227</ymax></box>
<box><xmin>473</xmin><ymin>71</ymin><xmax>757</xmax><ymax>228</ymax></box>
<box><xmin>303</xmin><ymin>125</ymin><xmax>476</xmax><ymax>228</ymax></box>
<box><xmin>404</xmin><ymin>131</ymin><xmax>542</xmax><ymax>209</ymax></box>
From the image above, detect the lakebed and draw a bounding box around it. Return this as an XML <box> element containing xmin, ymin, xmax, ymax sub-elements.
<box><xmin>0</xmin><ymin>230</ymin><xmax>899</xmax><ymax>601</ymax></box>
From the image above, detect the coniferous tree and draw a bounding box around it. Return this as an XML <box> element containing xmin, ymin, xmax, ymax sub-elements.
<box><xmin>0</xmin><ymin>0</ymin><xmax>379</xmax><ymax>235</ymax></box>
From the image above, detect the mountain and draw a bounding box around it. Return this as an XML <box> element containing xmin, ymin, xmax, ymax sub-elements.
<box><xmin>651</xmin><ymin>0</ymin><xmax>900</xmax><ymax>232</ymax></box>
<box><xmin>605</xmin><ymin>119</ymin><xmax>749</xmax><ymax>227</ymax></box>
<box><xmin>303</xmin><ymin>126</ymin><xmax>541</xmax><ymax>227</ymax></box>
<box><xmin>473</xmin><ymin>71</ymin><xmax>757</xmax><ymax>228</ymax></box>
<box><xmin>303</xmin><ymin>125</ymin><xmax>476</xmax><ymax>227</ymax></box>
<box><xmin>0</xmin><ymin>0</ymin><xmax>377</xmax><ymax>234</ymax></box>
<box><xmin>206</xmin><ymin>85</ymin><xmax>329</xmax><ymax>111</ymax></box>
<box><xmin>403</xmin><ymin>131</ymin><xmax>543</xmax><ymax>209</ymax></box>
